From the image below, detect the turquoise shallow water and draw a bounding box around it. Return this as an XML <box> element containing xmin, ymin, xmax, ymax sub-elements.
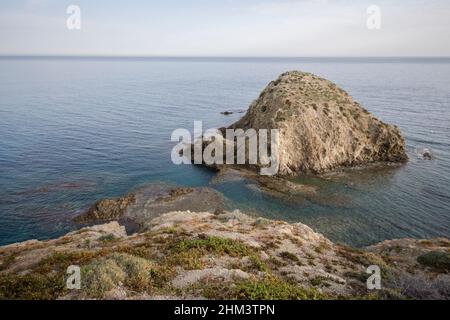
<box><xmin>0</xmin><ymin>57</ymin><xmax>449</xmax><ymax>247</ymax></box>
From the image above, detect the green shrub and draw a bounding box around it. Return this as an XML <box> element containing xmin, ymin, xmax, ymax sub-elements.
<box><xmin>81</xmin><ymin>253</ymin><xmax>156</xmax><ymax>297</ymax></box>
<box><xmin>111</xmin><ymin>253</ymin><xmax>154</xmax><ymax>291</ymax></box>
<box><xmin>417</xmin><ymin>251</ymin><xmax>450</xmax><ymax>273</ymax></box>
<box><xmin>310</xmin><ymin>276</ymin><xmax>330</xmax><ymax>287</ymax></box>
<box><xmin>98</xmin><ymin>234</ymin><xmax>117</xmax><ymax>243</ymax></box>
<box><xmin>279</xmin><ymin>251</ymin><xmax>300</xmax><ymax>264</ymax></box>
<box><xmin>247</xmin><ymin>255</ymin><xmax>270</xmax><ymax>272</ymax></box>
<box><xmin>166</xmin><ymin>250</ymin><xmax>204</xmax><ymax>270</ymax></box>
<box><xmin>0</xmin><ymin>273</ymin><xmax>64</xmax><ymax>300</ymax></box>
<box><xmin>0</xmin><ymin>254</ymin><xmax>16</xmax><ymax>271</ymax></box>
<box><xmin>171</xmin><ymin>236</ymin><xmax>252</xmax><ymax>257</ymax></box>
<box><xmin>314</xmin><ymin>242</ymin><xmax>331</xmax><ymax>254</ymax></box>
<box><xmin>82</xmin><ymin>258</ymin><xmax>126</xmax><ymax>298</ymax></box>
<box><xmin>233</xmin><ymin>277</ymin><xmax>326</xmax><ymax>300</ymax></box>
<box><xmin>166</xmin><ymin>236</ymin><xmax>256</xmax><ymax>270</ymax></box>
<box><xmin>36</xmin><ymin>251</ymin><xmax>99</xmax><ymax>274</ymax></box>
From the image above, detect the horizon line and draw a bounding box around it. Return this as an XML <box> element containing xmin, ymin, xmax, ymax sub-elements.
<box><xmin>1</xmin><ymin>55</ymin><xmax>450</xmax><ymax>60</ymax></box>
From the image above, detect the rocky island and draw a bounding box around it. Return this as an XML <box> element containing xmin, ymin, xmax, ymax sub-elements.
<box><xmin>0</xmin><ymin>72</ymin><xmax>447</xmax><ymax>300</ymax></box>
<box><xmin>207</xmin><ymin>71</ymin><xmax>407</xmax><ymax>176</ymax></box>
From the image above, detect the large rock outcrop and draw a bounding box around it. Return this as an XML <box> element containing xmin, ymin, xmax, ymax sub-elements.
<box><xmin>229</xmin><ymin>71</ymin><xmax>407</xmax><ymax>176</ymax></box>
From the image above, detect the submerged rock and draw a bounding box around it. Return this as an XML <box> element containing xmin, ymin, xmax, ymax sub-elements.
<box><xmin>228</xmin><ymin>71</ymin><xmax>407</xmax><ymax>176</ymax></box>
<box><xmin>422</xmin><ymin>148</ymin><xmax>433</xmax><ymax>160</ymax></box>
<box><xmin>74</xmin><ymin>194</ymin><xmax>136</xmax><ymax>223</ymax></box>
<box><xmin>125</xmin><ymin>186</ymin><xmax>227</xmax><ymax>225</ymax></box>
<box><xmin>74</xmin><ymin>184</ymin><xmax>228</xmax><ymax>227</ymax></box>
<box><xmin>213</xmin><ymin>167</ymin><xmax>316</xmax><ymax>200</ymax></box>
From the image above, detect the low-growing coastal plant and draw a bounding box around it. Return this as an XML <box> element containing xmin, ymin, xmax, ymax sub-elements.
<box><xmin>0</xmin><ymin>273</ymin><xmax>65</xmax><ymax>300</ymax></box>
<box><xmin>35</xmin><ymin>250</ymin><xmax>100</xmax><ymax>274</ymax></box>
<box><xmin>246</xmin><ymin>254</ymin><xmax>270</xmax><ymax>273</ymax></box>
<box><xmin>417</xmin><ymin>251</ymin><xmax>450</xmax><ymax>273</ymax></box>
<box><xmin>167</xmin><ymin>249</ymin><xmax>205</xmax><ymax>270</ymax></box>
<box><xmin>81</xmin><ymin>253</ymin><xmax>168</xmax><ymax>298</ymax></box>
<box><xmin>279</xmin><ymin>251</ymin><xmax>301</xmax><ymax>265</ymax></box>
<box><xmin>314</xmin><ymin>242</ymin><xmax>331</xmax><ymax>254</ymax></box>
<box><xmin>171</xmin><ymin>236</ymin><xmax>252</xmax><ymax>257</ymax></box>
<box><xmin>0</xmin><ymin>254</ymin><xmax>16</xmax><ymax>271</ymax></box>
<box><xmin>191</xmin><ymin>275</ymin><xmax>326</xmax><ymax>300</ymax></box>
<box><xmin>310</xmin><ymin>276</ymin><xmax>331</xmax><ymax>287</ymax></box>
<box><xmin>165</xmin><ymin>235</ymin><xmax>257</xmax><ymax>270</ymax></box>
<box><xmin>82</xmin><ymin>258</ymin><xmax>126</xmax><ymax>297</ymax></box>
<box><xmin>234</xmin><ymin>278</ymin><xmax>323</xmax><ymax>300</ymax></box>
<box><xmin>97</xmin><ymin>233</ymin><xmax>117</xmax><ymax>243</ymax></box>
<box><xmin>232</xmin><ymin>277</ymin><xmax>325</xmax><ymax>300</ymax></box>
<box><xmin>0</xmin><ymin>250</ymin><xmax>106</xmax><ymax>299</ymax></box>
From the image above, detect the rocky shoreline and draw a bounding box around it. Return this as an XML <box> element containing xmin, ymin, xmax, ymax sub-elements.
<box><xmin>0</xmin><ymin>186</ymin><xmax>449</xmax><ymax>300</ymax></box>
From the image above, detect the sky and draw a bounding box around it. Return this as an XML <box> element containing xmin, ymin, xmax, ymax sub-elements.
<box><xmin>0</xmin><ymin>0</ymin><xmax>449</xmax><ymax>57</ymax></box>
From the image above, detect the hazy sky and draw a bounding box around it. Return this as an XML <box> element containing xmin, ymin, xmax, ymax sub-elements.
<box><xmin>1</xmin><ymin>0</ymin><xmax>449</xmax><ymax>56</ymax></box>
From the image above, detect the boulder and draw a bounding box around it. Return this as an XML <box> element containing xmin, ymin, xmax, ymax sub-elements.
<box><xmin>422</xmin><ymin>148</ymin><xmax>433</xmax><ymax>160</ymax></box>
<box><xmin>74</xmin><ymin>194</ymin><xmax>136</xmax><ymax>223</ymax></box>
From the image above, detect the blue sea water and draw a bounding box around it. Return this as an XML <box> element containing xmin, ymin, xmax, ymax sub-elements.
<box><xmin>0</xmin><ymin>57</ymin><xmax>449</xmax><ymax>247</ymax></box>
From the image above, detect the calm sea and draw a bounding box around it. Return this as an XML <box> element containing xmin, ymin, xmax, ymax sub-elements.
<box><xmin>0</xmin><ymin>57</ymin><xmax>449</xmax><ymax>247</ymax></box>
